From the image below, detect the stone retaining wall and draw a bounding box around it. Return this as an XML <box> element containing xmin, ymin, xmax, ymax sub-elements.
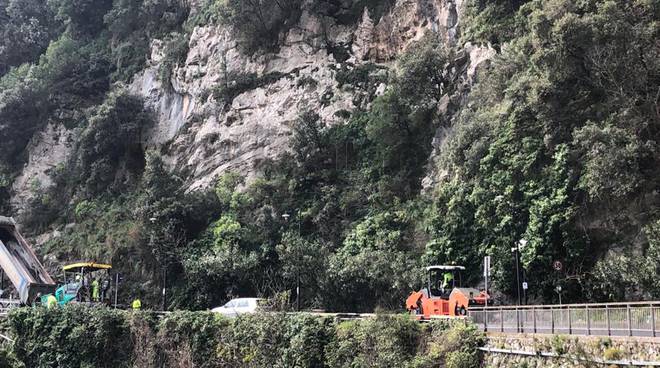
<box><xmin>484</xmin><ymin>333</ymin><xmax>660</xmax><ymax>367</ymax></box>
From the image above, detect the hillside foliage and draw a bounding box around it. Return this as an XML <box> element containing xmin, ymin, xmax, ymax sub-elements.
<box><xmin>0</xmin><ymin>0</ymin><xmax>657</xmax><ymax>313</ymax></box>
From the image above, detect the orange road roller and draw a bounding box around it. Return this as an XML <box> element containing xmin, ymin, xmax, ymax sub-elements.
<box><xmin>406</xmin><ymin>265</ymin><xmax>491</xmax><ymax>319</ymax></box>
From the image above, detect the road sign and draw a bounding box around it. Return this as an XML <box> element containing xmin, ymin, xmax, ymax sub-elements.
<box><xmin>553</xmin><ymin>261</ymin><xmax>563</xmax><ymax>271</ymax></box>
<box><xmin>522</xmin><ymin>282</ymin><xmax>528</xmax><ymax>290</ymax></box>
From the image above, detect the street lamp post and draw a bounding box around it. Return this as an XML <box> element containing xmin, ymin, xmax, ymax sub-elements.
<box><xmin>556</xmin><ymin>285</ymin><xmax>562</xmax><ymax>305</ymax></box>
<box><xmin>282</xmin><ymin>213</ymin><xmax>301</xmax><ymax>311</ymax></box>
<box><xmin>511</xmin><ymin>239</ymin><xmax>527</xmax><ymax>333</ymax></box>
<box><xmin>511</xmin><ymin>239</ymin><xmax>527</xmax><ymax>306</ymax></box>
<box><xmin>149</xmin><ymin>216</ymin><xmax>168</xmax><ymax>312</ymax></box>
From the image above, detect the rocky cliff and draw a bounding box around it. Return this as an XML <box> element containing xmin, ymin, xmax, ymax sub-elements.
<box><xmin>12</xmin><ymin>0</ymin><xmax>493</xmax><ymax>208</ymax></box>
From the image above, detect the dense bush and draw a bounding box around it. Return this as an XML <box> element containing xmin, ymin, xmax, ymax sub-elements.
<box><xmin>460</xmin><ymin>0</ymin><xmax>530</xmax><ymax>46</ymax></box>
<box><xmin>310</xmin><ymin>0</ymin><xmax>397</xmax><ymax>25</ymax></box>
<box><xmin>104</xmin><ymin>0</ymin><xmax>190</xmax><ymax>81</ymax></box>
<box><xmin>213</xmin><ymin>71</ymin><xmax>286</xmax><ymax>106</ymax></box>
<box><xmin>4</xmin><ymin>307</ymin><xmax>484</xmax><ymax>368</ymax></box>
<box><xmin>9</xmin><ymin>306</ymin><xmax>131</xmax><ymax>368</ymax></box>
<box><xmin>74</xmin><ymin>91</ymin><xmax>152</xmax><ymax>196</ymax></box>
<box><xmin>0</xmin><ymin>0</ymin><xmax>63</xmax><ymax>76</ymax></box>
<box><xmin>0</xmin><ymin>33</ymin><xmax>111</xmax><ymax>170</ymax></box>
<box><xmin>221</xmin><ymin>0</ymin><xmax>303</xmax><ymax>53</ymax></box>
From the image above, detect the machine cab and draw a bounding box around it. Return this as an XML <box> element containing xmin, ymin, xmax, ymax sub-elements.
<box><xmin>426</xmin><ymin>265</ymin><xmax>464</xmax><ymax>299</ymax></box>
<box><xmin>57</xmin><ymin>262</ymin><xmax>113</xmax><ymax>304</ymax></box>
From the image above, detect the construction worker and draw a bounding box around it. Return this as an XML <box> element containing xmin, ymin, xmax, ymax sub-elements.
<box><xmin>442</xmin><ymin>272</ymin><xmax>454</xmax><ymax>290</ymax></box>
<box><xmin>91</xmin><ymin>278</ymin><xmax>100</xmax><ymax>302</ymax></box>
<box><xmin>46</xmin><ymin>294</ymin><xmax>57</xmax><ymax>309</ymax></box>
<box><xmin>101</xmin><ymin>278</ymin><xmax>110</xmax><ymax>301</ymax></box>
<box><xmin>131</xmin><ymin>298</ymin><xmax>142</xmax><ymax>310</ymax></box>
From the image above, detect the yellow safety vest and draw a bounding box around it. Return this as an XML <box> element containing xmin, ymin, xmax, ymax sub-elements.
<box><xmin>442</xmin><ymin>272</ymin><xmax>454</xmax><ymax>289</ymax></box>
<box><xmin>91</xmin><ymin>279</ymin><xmax>100</xmax><ymax>301</ymax></box>
<box><xmin>131</xmin><ymin>299</ymin><xmax>141</xmax><ymax>310</ymax></box>
<box><xmin>47</xmin><ymin>294</ymin><xmax>57</xmax><ymax>309</ymax></box>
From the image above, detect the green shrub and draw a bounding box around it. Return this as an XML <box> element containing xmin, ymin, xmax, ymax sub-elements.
<box><xmin>550</xmin><ymin>335</ymin><xmax>568</xmax><ymax>356</ymax></box>
<box><xmin>0</xmin><ymin>0</ymin><xmax>63</xmax><ymax>75</ymax></box>
<box><xmin>104</xmin><ymin>0</ymin><xmax>190</xmax><ymax>81</ymax></box>
<box><xmin>325</xmin><ymin>315</ymin><xmax>423</xmax><ymax>368</ymax></box>
<box><xmin>426</xmin><ymin>322</ymin><xmax>485</xmax><ymax>368</ymax></box>
<box><xmin>75</xmin><ymin>91</ymin><xmax>152</xmax><ymax>195</ymax></box>
<box><xmin>158</xmin><ymin>32</ymin><xmax>190</xmax><ymax>86</ymax></box>
<box><xmin>223</xmin><ymin>0</ymin><xmax>303</xmax><ymax>53</ymax></box>
<box><xmin>310</xmin><ymin>0</ymin><xmax>397</xmax><ymax>26</ymax></box>
<box><xmin>8</xmin><ymin>306</ymin><xmax>132</xmax><ymax>368</ymax></box>
<box><xmin>603</xmin><ymin>347</ymin><xmax>624</xmax><ymax>361</ymax></box>
<box><xmin>334</xmin><ymin>62</ymin><xmax>387</xmax><ymax>90</ymax></box>
<box><xmin>156</xmin><ymin>311</ymin><xmax>227</xmax><ymax>368</ymax></box>
<box><xmin>213</xmin><ymin>72</ymin><xmax>286</xmax><ymax>106</ymax></box>
<box><xmin>445</xmin><ymin>350</ymin><xmax>479</xmax><ymax>368</ymax></box>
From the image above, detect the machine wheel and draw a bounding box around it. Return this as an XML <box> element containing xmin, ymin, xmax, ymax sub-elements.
<box><xmin>415</xmin><ymin>300</ymin><xmax>423</xmax><ymax>315</ymax></box>
<box><xmin>455</xmin><ymin>305</ymin><xmax>467</xmax><ymax>316</ymax></box>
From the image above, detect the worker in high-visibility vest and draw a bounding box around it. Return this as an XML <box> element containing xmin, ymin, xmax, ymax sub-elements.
<box><xmin>131</xmin><ymin>298</ymin><xmax>142</xmax><ymax>310</ymax></box>
<box><xmin>441</xmin><ymin>272</ymin><xmax>454</xmax><ymax>290</ymax></box>
<box><xmin>91</xmin><ymin>278</ymin><xmax>100</xmax><ymax>302</ymax></box>
<box><xmin>46</xmin><ymin>294</ymin><xmax>58</xmax><ymax>309</ymax></box>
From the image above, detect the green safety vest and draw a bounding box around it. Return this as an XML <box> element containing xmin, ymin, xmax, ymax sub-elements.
<box><xmin>91</xmin><ymin>279</ymin><xmax>100</xmax><ymax>300</ymax></box>
<box><xmin>47</xmin><ymin>294</ymin><xmax>57</xmax><ymax>309</ymax></box>
<box><xmin>132</xmin><ymin>299</ymin><xmax>141</xmax><ymax>310</ymax></box>
<box><xmin>442</xmin><ymin>272</ymin><xmax>454</xmax><ymax>288</ymax></box>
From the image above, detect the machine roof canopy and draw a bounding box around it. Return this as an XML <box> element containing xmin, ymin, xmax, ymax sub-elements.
<box><xmin>426</xmin><ymin>265</ymin><xmax>465</xmax><ymax>271</ymax></box>
<box><xmin>63</xmin><ymin>262</ymin><xmax>112</xmax><ymax>272</ymax></box>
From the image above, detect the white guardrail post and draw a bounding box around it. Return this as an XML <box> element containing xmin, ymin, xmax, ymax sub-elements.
<box><xmin>586</xmin><ymin>306</ymin><xmax>591</xmax><ymax>336</ymax></box>
<box><xmin>483</xmin><ymin>308</ymin><xmax>488</xmax><ymax>332</ymax></box>
<box><xmin>627</xmin><ymin>305</ymin><xmax>633</xmax><ymax>337</ymax></box>
<box><xmin>500</xmin><ymin>308</ymin><xmax>504</xmax><ymax>332</ymax></box>
<box><xmin>651</xmin><ymin>305</ymin><xmax>656</xmax><ymax>338</ymax></box>
<box><xmin>606</xmin><ymin>305</ymin><xmax>611</xmax><ymax>336</ymax></box>
<box><xmin>551</xmin><ymin>308</ymin><xmax>555</xmax><ymax>334</ymax></box>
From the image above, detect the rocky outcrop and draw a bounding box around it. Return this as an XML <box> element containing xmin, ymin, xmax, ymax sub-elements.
<box><xmin>422</xmin><ymin>41</ymin><xmax>496</xmax><ymax>189</ymax></box>
<box><xmin>11</xmin><ymin>123</ymin><xmax>74</xmax><ymax>212</ymax></box>
<box><xmin>12</xmin><ymin>0</ymin><xmax>496</xmax><ymax>203</ymax></box>
<box><xmin>127</xmin><ymin>0</ymin><xmax>494</xmax><ymax>192</ymax></box>
<box><xmin>367</xmin><ymin>0</ymin><xmax>465</xmax><ymax>61</ymax></box>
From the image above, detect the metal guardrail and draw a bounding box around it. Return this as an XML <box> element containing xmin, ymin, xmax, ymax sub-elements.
<box><xmin>468</xmin><ymin>302</ymin><xmax>660</xmax><ymax>337</ymax></box>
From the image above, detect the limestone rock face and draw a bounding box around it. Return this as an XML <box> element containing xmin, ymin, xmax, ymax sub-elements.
<box><xmin>12</xmin><ymin>0</ymin><xmax>496</xmax><ymax>205</ymax></box>
<box><xmin>12</xmin><ymin>123</ymin><xmax>74</xmax><ymax>211</ymax></box>
<box><xmin>368</xmin><ymin>0</ymin><xmax>465</xmax><ymax>61</ymax></box>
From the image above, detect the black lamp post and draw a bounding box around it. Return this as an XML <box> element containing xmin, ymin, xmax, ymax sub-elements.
<box><xmin>282</xmin><ymin>213</ymin><xmax>301</xmax><ymax>311</ymax></box>
<box><xmin>511</xmin><ymin>239</ymin><xmax>527</xmax><ymax>306</ymax></box>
